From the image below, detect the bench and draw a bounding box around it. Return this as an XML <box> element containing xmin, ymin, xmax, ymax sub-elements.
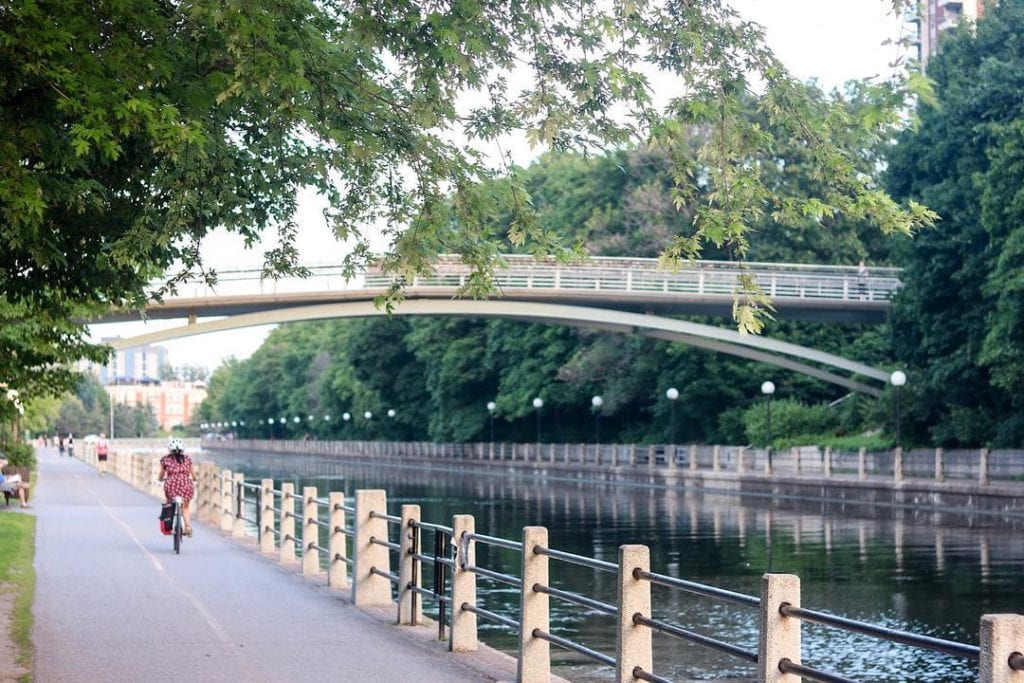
<box><xmin>1</xmin><ymin>466</ymin><xmax>30</xmax><ymax>505</ymax></box>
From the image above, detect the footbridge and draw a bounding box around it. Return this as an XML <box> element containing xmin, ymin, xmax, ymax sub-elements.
<box><xmin>97</xmin><ymin>256</ymin><xmax>903</xmax><ymax>396</ymax></box>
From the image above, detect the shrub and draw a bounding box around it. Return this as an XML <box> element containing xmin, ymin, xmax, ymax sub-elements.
<box><xmin>3</xmin><ymin>442</ymin><xmax>36</xmax><ymax>470</ymax></box>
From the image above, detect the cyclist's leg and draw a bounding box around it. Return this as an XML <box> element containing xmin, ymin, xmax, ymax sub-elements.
<box><xmin>183</xmin><ymin>499</ymin><xmax>192</xmax><ymax>532</ymax></box>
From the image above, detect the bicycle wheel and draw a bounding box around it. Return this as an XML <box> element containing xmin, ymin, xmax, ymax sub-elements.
<box><xmin>173</xmin><ymin>504</ymin><xmax>182</xmax><ymax>554</ymax></box>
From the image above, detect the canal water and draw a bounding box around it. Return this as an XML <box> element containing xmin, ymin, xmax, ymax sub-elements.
<box><xmin>209</xmin><ymin>450</ymin><xmax>1024</xmax><ymax>682</ymax></box>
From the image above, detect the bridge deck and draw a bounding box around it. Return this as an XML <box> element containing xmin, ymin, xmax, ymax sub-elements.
<box><xmin>31</xmin><ymin>448</ymin><xmax>507</xmax><ymax>682</ymax></box>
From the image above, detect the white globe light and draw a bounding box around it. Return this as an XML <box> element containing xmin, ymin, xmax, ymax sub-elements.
<box><xmin>387</xmin><ymin>409</ymin><xmax>396</xmax><ymax>418</ymax></box>
<box><xmin>761</xmin><ymin>381</ymin><xmax>776</xmax><ymax>396</ymax></box>
<box><xmin>324</xmin><ymin>414</ymin><xmax>331</xmax><ymax>422</ymax></box>
<box><xmin>293</xmin><ymin>416</ymin><xmax>300</xmax><ymax>423</ymax></box>
<box><xmin>533</xmin><ymin>397</ymin><xmax>544</xmax><ymax>409</ymax></box>
<box><xmin>267</xmin><ymin>418</ymin><xmax>274</xmax><ymax>424</ymax></box>
<box><xmin>231</xmin><ymin>421</ymin><xmax>237</xmax><ymax>427</ymax></box>
<box><xmin>308</xmin><ymin>414</ymin><xmax>315</xmax><ymax>421</ymax></box>
<box><xmin>343</xmin><ymin>412</ymin><xmax>351</xmax><ymax>421</ymax></box>
<box><xmin>666</xmin><ymin>387</ymin><xmax>679</xmax><ymax>401</ymax></box>
<box><xmin>364</xmin><ymin>411</ymin><xmax>372</xmax><ymax>420</ymax></box>
<box><xmin>890</xmin><ymin>370</ymin><xmax>907</xmax><ymax>387</ymax></box>
<box><xmin>591</xmin><ymin>395</ymin><xmax>603</xmax><ymax>408</ymax></box>
<box><xmin>279</xmin><ymin>417</ymin><xmax>286</xmax><ymax>424</ymax></box>
<box><xmin>486</xmin><ymin>401</ymin><xmax>496</xmax><ymax>412</ymax></box>
<box><xmin>239</xmin><ymin>421</ymin><xmax>245</xmax><ymax>427</ymax></box>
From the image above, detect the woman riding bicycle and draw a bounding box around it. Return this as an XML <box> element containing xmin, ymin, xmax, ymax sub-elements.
<box><xmin>158</xmin><ymin>438</ymin><xmax>196</xmax><ymax>537</ymax></box>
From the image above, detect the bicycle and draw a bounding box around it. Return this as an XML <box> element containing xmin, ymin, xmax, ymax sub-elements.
<box><xmin>170</xmin><ymin>495</ymin><xmax>184</xmax><ymax>554</ymax></box>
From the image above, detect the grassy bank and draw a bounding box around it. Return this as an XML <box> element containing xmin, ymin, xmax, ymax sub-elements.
<box><xmin>0</xmin><ymin>513</ymin><xmax>36</xmax><ymax>683</ymax></box>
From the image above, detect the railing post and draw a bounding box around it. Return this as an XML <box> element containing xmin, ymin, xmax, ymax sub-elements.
<box><xmin>616</xmin><ymin>544</ymin><xmax>652</xmax><ymax>683</ymax></box>
<box><xmin>935</xmin><ymin>448</ymin><xmax>945</xmax><ymax>483</ymax></box>
<box><xmin>260</xmin><ymin>479</ymin><xmax>276</xmax><ymax>555</ymax></box>
<box><xmin>302</xmin><ymin>486</ymin><xmax>319</xmax><ymax>575</ymax></box>
<box><xmin>689</xmin><ymin>445</ymin><xmax>697</xmax><ymax>472</ymax></box>
<box><xmin>980</xmin><ymin>448</ymin><xmax>990</xmax><ymax>486</ymax></box>
<box><xmin>220</xmin><ymin>469</ymin><xmax>234</xmax><ymax>532</ymax></box>
<box><xmin>712</xmin><ymin>445</ymin><xmax>721</xmax><ymax>472</ymax></box>
<box><xmin>893</xmin><ymin>447</ymin><xmax>903</xmax><ymax>483</ymax></box>
<box><xmin>858</xmin><ymin>447</ymin><xmax>867</xmax><ymax>481</ymax></box>
<box><xmin>979</xmin><ymin>614</ymin><xmax>1024</xmax><ymax>683</ymax></box>
<box><xmin>823</xmin><ymin>447</ymin><xmax>832</xmax><ymax>478</ymax></box>
<box><xmin>518</xmin><ymin>526</ymin><xmax>550</xmax><ymax>683</ymax></box>
<box><xmin>280</xmin><ymin>482</ymin><xmax>296</xmax><ymax>564</ymax></box>
<box><xmin>450</xmin><ymin>514</ymin><xmax>477</xmax><ymax>651</ymax></box>
<box><xmin>628</xmin><ymin>444</ymin><xmax>636</xmax><ymax>466</ymax></box>
<box><xmin>758</xmin><ymin>573</ymin><xmax>802</xmax><ymax>682</ymax></box>
<box><xmin>198</xmin><ymin>464</ymin><xmax>212</xmax><ymax>523</ymax></box>
<box><xmin>232</xmin><ymin>473</ymin><xmax>246</xmax><ymax>538</ymax></box>
<box><xmin>398</xmin><ymin>504</ymin><xmax>422</xmax><ymax>625</ymax></box>
<box><xmin>353</xmin><ymin>489</ymin><xmax>392</xmax><ymax>606</ymax></box>
<box><xmin>328</xmin><ymin>492</ymin><xmax>348</xmax><ymax>590</ymax></box>
<box><xmin>764</xmin><ymin>447</ymin><xmax>773</xmax><ymax>475</ymax></box>
<box><xmin>737</xmin><ymin>447</ymin><xmax>746</xmax><ymax>474</ymax></box>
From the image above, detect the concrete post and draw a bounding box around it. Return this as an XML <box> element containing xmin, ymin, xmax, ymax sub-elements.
<box><xmin>712</xmin><ymin>445</ymin><xmax>721</xmax><ymax>472</ymax></box>
<box><xmin>518</xmin><ymin>526</ymin><xmax>550</xmax><ymax>683</ymax></box>
<box><xmin>219</xmin><ymin>469</ymin><xmax>234</xmax><ymax>532</ymax></box>
<box><xmin>935</xmin><ymin>448</ymin><xmax>945</xmax><ymax>483</ymax></box>
<box><xmin>450</xmin><ymin>514</ymin><xmax>477</xmax><ymax>651</ymax></box>
<box><xmin>823</xmin><ymin>447</ymin><xmax>832</xmax><ymax>478</ymax></box>
<box><xmin>893</xmin><ymin>447</ymin><xmax>903</xmax><ymax>483</ymax></box>
<box><xmin>737</xmin><ymin>447</ymin><xmax>746</xmax><ymax>474</ymax></box>
<box><xmin>793</xmin><ymin>447</ymin><xmax>801</xmax><ymax>474</ymax></box>
<box><xmin>979</xmin><ymin>614</ymin><xmax>1024</xmax><ymax>683</ymax></box>
<box><xmin>980</xmin><ymin>448</ymin><xmax>991</xmax><ymax>486</ymax></box>
<box><xmin>616</xmin><ymin>545</ymin><xmax>652</xmax><ymax>683</ymax></box>
<box><xmin>758</xmin><ymin>573</ymin><xmax>801</xmax><ymax>683</ymax></box>
<box><xmin>328</xmin><ymin>492</ymin><xmax>348</xmax><ymax>590</ymax></box>
<box><xmin>260</xmin><ymin>479</ymin><xmax>276</xmax><ymax>555</ymax></box>
<box><xmin>628</xmin><ymin>444</ymin><xmax>636</xmax><ymax>466</ymax></box>
<box><xmin>666</xmin><ymin>445</ymin><xmax>676</xmax><ymax>469</ymax></box>
<box><xmin>764</xmin><ymin>447</ymin><xmax>772</xmax><ymax>475</ymax></box>
<box><xmin>353</xmin><ymin>489</ymin><xmax>392</xmax><ymax>607</ymax></box>
<box><xmin>688</xmin><ymin>445</ymin><xmax>697</xmax><ymax>472</ymax></box>
<box><xmin>302</xmin><ymin>486</ymin><xmax>320</xmax><ymax>575</ymax></box>
<box><xmin>279</xmin><ymin>482</ymin><xmax>296</xmax><ymax>564</ymax></box>
<box><xmin>646</xmin><ymin>445</ymin><xmax>655</xmax><ymax>470</ymax></box>
<box><xmin>398</xmin><ymin>504</ymin><xmax>422</xmax><ymax>625</ymax></box>
<box><xmin>858</xmin><ymin>447</ymin><xmax>867</xmax><ymax>481</ymax></box>
<box><xmin>232</xmin><ymin>473</ymin><xmax>247</xmax><ymax>538</ymax></box>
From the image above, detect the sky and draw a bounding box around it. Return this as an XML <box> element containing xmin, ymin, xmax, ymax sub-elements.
<box><xmin>89</xmin><ymin>0</ymin><xmax>912</xmax><ymax>373</ymax></box>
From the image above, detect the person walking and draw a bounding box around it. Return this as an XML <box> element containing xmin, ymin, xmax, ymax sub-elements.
<box><xmin>857</xmin><ymin>260</ymin><xmax>869</xmax><ymax>300</ymax></box>
<box><xmin>58</xmin><ymin>435</ymin><xmax>65</xmax><ymax>457</ymax></box>
<box><xmin>67</xmin><ymin>433</ymin><xmax>75</xmax><ymax>459</ymax></box>
<box><xmin>158</xmin><ymin>438</ymin><xmax>196</xmax><ymax>537</ymax></box>
<box><xmin>96</xmin><ymin>433</ymin><xmax>109</xmax><ymax>475</ymax></box>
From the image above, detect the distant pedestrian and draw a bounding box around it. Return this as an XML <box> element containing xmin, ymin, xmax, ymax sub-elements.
<box><xmin>67</xmin><ymin>433</ymin><xmax>75</xmax><ymax>459</ymax></box>
<box><xmin>857</xmin><ymin>260</ymin><xmax>868</xmax><ymax>300</ymax></box>
<box><xmin>58</xmin><ymin>435</ymin><xmax>65</xmax><ymax>457</ymax></box>
<box><xmin>96</xmin><ymin>433</ymin><xmax>109</xmax><ymax>476</ymax></box>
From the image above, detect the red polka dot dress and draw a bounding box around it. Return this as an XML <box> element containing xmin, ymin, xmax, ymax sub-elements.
<box><xmin>161</xmin><ymin>453</ymin><xmax>195</xmax><ymax>502</ymax></box>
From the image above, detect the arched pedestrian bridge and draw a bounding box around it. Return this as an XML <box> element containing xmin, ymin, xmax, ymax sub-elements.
<box><xmin>97</xmin><ymin>256</ymin><xmax>903</xmax><ymax>397</ymax></box>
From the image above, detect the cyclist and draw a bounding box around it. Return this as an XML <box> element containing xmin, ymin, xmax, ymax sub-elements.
<box><xmin>158</xmin><ymin>438</ymin><xmax>196</xmax><ymax>537</ymax></box>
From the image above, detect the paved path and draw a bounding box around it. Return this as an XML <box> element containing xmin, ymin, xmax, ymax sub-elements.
<box><xmin>32</xmin><ymin>448</ymin><xmax>494</xmax><ymax>682</ymax></box>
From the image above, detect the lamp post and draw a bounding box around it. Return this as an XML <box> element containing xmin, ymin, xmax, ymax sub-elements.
<box><xmin>761</xmin><ymin>381</ymin><xmax>776</xmax><ymax>451</ymax></box>
<box><xmin>342</xmin><ymin>412</ymin><xmax>351</xmax><ymax>438</ymax></box>
<box><xmin>665</xmin><ymin>387</ymin><xmax>679</xmax><ymax>441</ymax></box>
<box><xmin>591</xmin><ymin>395</ymin><xmax>603</xmax><ymax>445</ymax></box>
<box><xmin>890</xmin><ymin>370</ymin><xmax>907</xmax><ymax>449</ymax></box>
<box><xmin>532</xmin><ymin>397</ymin><xmax>543</xmax><ymax>444</ymax></box>
<box><xmin>486</xmin><ymin>401</ymin><xmax>496</xmax><ymax>443</ymax></box>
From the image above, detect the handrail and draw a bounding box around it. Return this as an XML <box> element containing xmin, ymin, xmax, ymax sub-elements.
<box><xmin>531</xmin><ymin>629</ymin><xmax>615</xmax><ymax>667</ymax></box>
<box><xmin>635</xmin><ymin>569</ymin><xmax>760</xmax><ymax>608</ymax></box>
<box><xmin>534</xmin><ymin>545</ymin><xmax>617</xmax><ymax>574</ymax></box>
<box><xmin>778</xmin><ymin>658</ymin><xmax>857</xmax><ymax>683</ymax></box>
<box><xmin>369</xmin><ymin>536</ymin><xmax>401</xmax><ymax>552</ymax></box>
<box><xmin>370</xmin><ymin>511</ymin><xmax>402</xmax><ymax>524</ymax></box>
<box><xmin>308</xmin><ymin>542</ymin><xmax>329</xmax><ymax>555</ymax></box>
<box><xmin>334</xmin><ymin>503</ymin><xmax>355</xmax><ymax>513</ymax></box>
<box><xmin>461</xmin><ymin>603</ymin><xmax>518</xmax><ymax>631</ymax></box>
<box><xmin>309</xmin><ymin>518</ymin><xmax>329</xmax><ymax>529</ymax></box>
<box><xmin>465</xmin><ymin>565</ymin><xmax>522</xmax><ymax>589</ymax></box>
<box><xmin>534</xmin><ymin>584</ymin><xmax>616</xmax><ymax>617</ymax></box>
<box><xmin>632</xmin><ymin>614</ymin><xmax>757</xmax><ymax>663</ymax></box>
<box><xmin>409</xmin><ymin>519</ymin><xmax>453</xmax><ymax>534</ymax></box>
<box><xmin>463</xmin><ymin>532</ymin><xmax>523</xmax><ymax>552</ymax></box>
<box><xmin>779</xmin><ymin>603</ymin><xmax>981</xmax><ymax>660</ymax></box>
<box><xmin>632</xmin><ymin>667</ymin><xmax>672</xmax><ymax>683</ymax></box>
<box><xmin>370</xmin><ymin>567</ymin><xmax>399</xmax><ymax>584</ymax></box>
<box><xmin>412</xmin><ymin>552</ymin><xmax>454</xmax><ymax>568</ymax></box>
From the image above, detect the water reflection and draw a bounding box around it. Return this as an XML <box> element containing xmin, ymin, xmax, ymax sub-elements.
<box><xmin>212</xmin><ymin>451</ymin><xmax>1024</xmax><ymax>682</ymax></box>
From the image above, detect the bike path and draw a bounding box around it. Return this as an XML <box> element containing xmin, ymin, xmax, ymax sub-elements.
<box><xmin>32</xmin><ymin>448</ymin><xmax>499</xmax><ymax>682</ymax></box>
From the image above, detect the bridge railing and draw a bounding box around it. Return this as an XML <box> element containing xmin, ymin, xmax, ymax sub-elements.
<box><xmin>156</xmin><ymin>255</ymin><xmax>901</xmax><ymax>303</ymax></box>
<box><xmin>77</xmin><ymin>441</ymin><xmax>1024</xmax><ymax>682</ymax></box>
<box><xmin>202</xmin><ymin>437</ymin><xmax>1024</xmax><ymax>486</ymax></box>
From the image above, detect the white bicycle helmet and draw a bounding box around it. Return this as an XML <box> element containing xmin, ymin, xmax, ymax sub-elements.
<box><xmin>168</xmin><ymin>437</ymin><xmax>185</xmax><ymax>453</ymax></box>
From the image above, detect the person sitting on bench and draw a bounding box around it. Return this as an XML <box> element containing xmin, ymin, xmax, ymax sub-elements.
<box><xmin>0</xmin><ymin>458</ymin><xmax>30</xmax><ymax>508</ymax></box>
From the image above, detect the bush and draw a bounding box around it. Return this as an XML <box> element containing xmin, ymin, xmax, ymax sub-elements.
<box><xmin>773</xmin><ymin>433</ymin><xmax>894</xmax><ymax>451</ymax></box>
<box><xmin>743</xmin><ymin>399</ymin><xmax>839</xmax><ymax>447</ymax></box>
<box><xmin>2</xmin><ymin>442</ymin><xmax>36</xmax><ymax>470</ymax></box>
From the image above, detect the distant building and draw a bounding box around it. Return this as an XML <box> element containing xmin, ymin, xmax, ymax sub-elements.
<box><xmin>81</xmin><ymin>339</ymin><xmax>170</xmax><ymax>384</ymax></box>
<box><xmin>105</xmin><ymin>381</ymin><xmax>207</xmax><ymax>431</ymax></box>
<box><xmin>914</xmin><ymin>1</ymin><xmax>987</xmax><ymax>68</ymax></box>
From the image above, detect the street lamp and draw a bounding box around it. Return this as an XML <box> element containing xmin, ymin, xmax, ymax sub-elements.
<box><xmin>591</xmin><ymin>395</ymin><xmax>603</xmax><ymax>445</ymax></box>
<box><xmin>364</xmin><ymin>411</ymin><xmax>373</xmax><ymax>420</ymax></box>
<box><xmin>532</xmin><ymin>397</ymin><xmax>544</xmax><ymax>443</ymax></box>
<box><xmin>308</xmin><ymin>414</ymin><xmax>315</xmax><ymax>422</ymax></box>
<box><xmin>342</xmin><ymin>412</ymin><xmax>351</xmax><ymax>422</ymax></box>
<box><xmin>486</xmin><ymin>401</ymin><xmax>496</xmax><ymax>443</ymax></box>
<box><xmin>761</xmin><ymin>381</ymin><xmax>776</xmax><ymax>449</ymax></box>
<box><xmin>387</xmin><ymin>409</ymin><xmax>396</xmax><ymax>418</ymax></box>
<box><xmin>890</xmin><ymin>370</ymin><xmax>907</xmax><ymax>449</ymax></box>
<box><xmin>665</xmin><ymin>387</ymin><xmax>679</xmax><ymax>441</ymax></box>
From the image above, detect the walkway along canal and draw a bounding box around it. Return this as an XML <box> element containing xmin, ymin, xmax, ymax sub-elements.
<box><xmin>83</xmin><ymin>440</ymin><xmax>1024</xmax><ymax>682</ymax></box>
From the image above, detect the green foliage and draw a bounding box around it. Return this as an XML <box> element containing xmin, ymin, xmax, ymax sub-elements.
<box><xmin>742</xmin><ymin>399</ymin><xmax>840</xmax><ymax>447</ymax></box>
<box><xmin>0</xmin><ymin>513</ymin><xmax>36</xmax><ymax>676</ymax></box>
<box><xmin>772</xmin><ymin>434</ymin><xmax>893</xmax><ymax>451</ymax></box>
<box><xmin>2</xmin><ymin>442</ymin><xmax>36</xmax><ymax>470</ymax></box>
<box><xmin>1</xmin><ymin>0</ymin><xmax>932</xmax><ymax>400</ymax></box>
<box><xmin>51</xmin><ymin>376</ymin><xmax>111</xmax><ymax>437</ymax></box>
<box><xmin>113</xmin><ymin>403</ymin><xmax>159</xmax><ymax>439</ymax></box>
<box><xmin>887</xmin><ymin>0</ymin><xmax>1024</xmax><ymax>446</ymax></box>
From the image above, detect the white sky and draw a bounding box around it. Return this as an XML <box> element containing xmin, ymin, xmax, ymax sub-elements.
<box><xmin>90</xmin><ymin>0</ymin><xmax>910</xmax><ymax>372</ymax></box>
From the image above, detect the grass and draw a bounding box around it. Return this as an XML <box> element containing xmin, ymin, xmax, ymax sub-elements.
<box><xmin>0</xmin><ymin>512</ymin><xmax>36</xmax><ymax>683</ymax></box>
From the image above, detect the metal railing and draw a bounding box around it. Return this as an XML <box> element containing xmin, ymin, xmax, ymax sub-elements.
<box><xmin>95</xmin><ymin>444</ymin><xmax>1023</xmax><ymax>683</ymax></box>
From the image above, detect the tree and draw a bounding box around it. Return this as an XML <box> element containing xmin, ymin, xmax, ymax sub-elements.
<box><xmin>1</xmin><ymin>0</ymin><xmax>934</xmax><ymax>402</ymax></box>
<box><xmin>887</xmin><ymin>0</ymin><xmax>1024</xmax><ymax>446</ymax></box>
